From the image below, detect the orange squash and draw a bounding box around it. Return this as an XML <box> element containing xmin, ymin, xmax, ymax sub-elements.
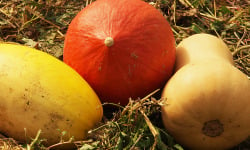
<box><xmin>63</xmin><ymin>0</ymin><xmax>176</xmax><ymax>105</ymax></box>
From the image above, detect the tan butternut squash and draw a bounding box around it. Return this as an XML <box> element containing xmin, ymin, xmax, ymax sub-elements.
<box><xmin>175</xmin><ymin>33</ymin><xmax>234</xmax><ymax>71</ymax></box>
<box><xmin>161</xmin><ymin>60</ymin><xmax>250</xmax><ymax>150</ymax></box>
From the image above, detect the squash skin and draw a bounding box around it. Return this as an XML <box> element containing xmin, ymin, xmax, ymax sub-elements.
<box><xmin>161</xmin><ymin>61</ymin><xmax>250</xmax><ymax>150</ymax></box>
<box><xmin>175</xmin><ymin>33</ymin><xmax>234</xmax><ymax>71</ymax></box>
<box><xmin>0</xmin><ymin>43</ymin><xmax>103</xmax><ymax>145</ymax></box>
<box><xmin>63</xmin><ymin>0</ymin><xmax>176</xmax><ymax>105</ymax></box>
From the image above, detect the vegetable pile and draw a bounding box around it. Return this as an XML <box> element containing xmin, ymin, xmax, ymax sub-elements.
<box><xmin>0</xmin><ymin>0</ymin><xmax>249</xmax><ymax>149</ymax></box>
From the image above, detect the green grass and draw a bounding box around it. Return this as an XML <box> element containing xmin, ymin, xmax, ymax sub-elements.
<box><xmin>0</xmin><ymin>0</ymin><xmax>249</xmax><ymax>149</ymax></box>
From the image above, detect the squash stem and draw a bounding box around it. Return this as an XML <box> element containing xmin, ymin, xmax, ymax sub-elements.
<box><xmin>104</xmin><ymin>37</ymin><xmax>114</xmax><ymax>47</ymax></box>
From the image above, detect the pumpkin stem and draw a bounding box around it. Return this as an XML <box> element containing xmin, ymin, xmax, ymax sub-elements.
<box><xmin>202</xmin><ymin>119</ymin><xmax>224</xmax><ymax>137</ymax></box>
<box><xmin>104</xmin><ymin>37</ymin><xmax>114</xmax><ymax>47</ymax></box>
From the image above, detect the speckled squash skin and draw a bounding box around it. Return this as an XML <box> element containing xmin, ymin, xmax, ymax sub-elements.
<box><xmin>0</xmin><ymin>43</ymin><xmax>103</xmax><ymax>145</ymax></box>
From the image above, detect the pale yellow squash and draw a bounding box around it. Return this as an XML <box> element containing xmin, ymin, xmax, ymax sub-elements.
<box><xmin>175</xmin><ymin>33</ymin><xmax>234</xmax><ymax>71</ymax></box>
<box><xmin>161</xmin><ymin>60</ymin><xmax>250</xmax><ymax>150</ymax></box>
<box><xmin>0</xmin><ymin>43</ymin><xmax>103</xmax><ymax>145</ymax></box>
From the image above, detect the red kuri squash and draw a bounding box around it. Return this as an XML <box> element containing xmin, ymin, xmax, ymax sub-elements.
<box><xmin>63</xmin><ymin>0</ymin><xmax>176</xmax><ymax>105</ymax></box>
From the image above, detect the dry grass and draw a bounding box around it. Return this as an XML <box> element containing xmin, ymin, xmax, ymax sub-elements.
<box><xmin>0</xmin><ymin>138</ymin><xmax>24</xmax><ymax>150</ymax></box>
<box><xmin>0</xmin><ymin>0</ymin><xmax>249</xmax><ymax>149</ymax></box>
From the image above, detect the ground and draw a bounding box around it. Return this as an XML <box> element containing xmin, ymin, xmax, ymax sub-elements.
<box><xmin>0</xmin><ymin>0</ymin><xmax>249</xmax><ymax>149</ymax></box>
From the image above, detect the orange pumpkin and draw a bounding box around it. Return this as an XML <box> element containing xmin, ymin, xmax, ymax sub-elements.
<box><xmin>63</xmin><ymin>0</ymin><xmax>176</xmax><ymax>105</ymax></box>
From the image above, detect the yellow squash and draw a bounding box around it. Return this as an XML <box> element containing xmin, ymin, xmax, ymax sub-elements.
<box><xmin>0</xmin><ymin>43</ymin><xmax>103</xmax><ymax>145</ymax></box>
